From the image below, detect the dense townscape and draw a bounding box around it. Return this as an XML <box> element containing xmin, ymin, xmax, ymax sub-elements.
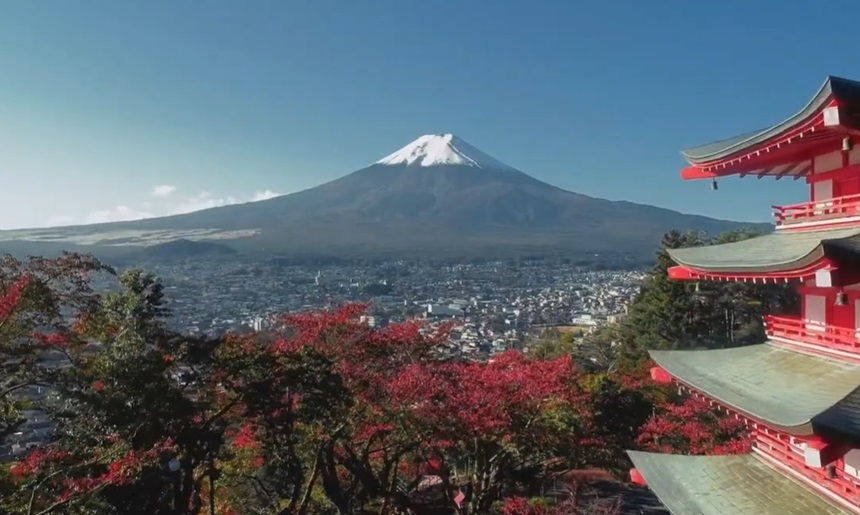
<box><xmin>144</xmin><ymin>259</ymin><xmax>644</xmax><ymax>351</ymax></box>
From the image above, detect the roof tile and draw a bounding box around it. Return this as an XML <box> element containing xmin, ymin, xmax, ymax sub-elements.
<box><xmin>628</xmin><ymin>451</ymin><xmax>850</xmax><ymax>514</ymax></box>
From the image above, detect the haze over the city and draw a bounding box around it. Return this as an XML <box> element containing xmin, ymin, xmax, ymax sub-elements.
<box><xmin>2</xmin><ymin>0</ymin><xmax>852</xmax><ymax>229</ymax></box>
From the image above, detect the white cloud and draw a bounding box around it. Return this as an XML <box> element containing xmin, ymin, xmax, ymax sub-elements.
<box><xmin>171</xmin><ymin>191</ymin><xmax>239</xmax><ymax>215</ymax></box>
<box><xmin>251</xmin><ymin>189</ymin><xmax>280</xmax><ymax>202</ymax></box>
<box><xmin>54</xmin><ymin>186</ymin><xmax>282</xmax><ymax>228</ymax></box>
<box><xmin>152</xmin><ymin>185</ymin><xmax>176</xmax><ymax>198</ymax></box>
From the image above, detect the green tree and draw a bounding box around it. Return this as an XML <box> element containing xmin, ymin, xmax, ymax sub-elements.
<box><xmin>2</xmin><ymin>268</ymin><xmax>199</xmax><ymax>514</ymax></box>
<box><xmin>528</xmin><ymin>328</ymin><xmax>577</xmax><ymax>360</ymax></box>
<box><xmin>619</xmin><ymin>230</ymin><xmax>707</xmax><ymax>356</ymax></box>
<box><xmin>704</xmin><ymin>228</ymin><xmax>799</xmax><ymax>345</ymax></box>
<box><xmin>573</xmin><ymin>325</ymin><xmax>623</xmax><ymax>374</ymax></box>
<box><xmin>0</xmin><ymin>253</ymin><xmax>110</xmax><ymax>443</ymax></box>
<box><xmin>211</xmin><ymin>333</ymin><xmax>349</xmax><ymax>515</ymax></box>
<box><xmin>582</xmin><ymin>374</ymin><xmax>654</xmax><ymax>473</ymax></box>
<box><xmin>619</xmin><ymin>227</ymin><xmax>798</xmax><ymax>361</ymax></box>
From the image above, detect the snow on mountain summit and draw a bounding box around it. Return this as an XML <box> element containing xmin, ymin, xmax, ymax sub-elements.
<box><xmin>374</xmin><ymin>134</ymin><xmax>514</xmax><ymax>170</ymax></box>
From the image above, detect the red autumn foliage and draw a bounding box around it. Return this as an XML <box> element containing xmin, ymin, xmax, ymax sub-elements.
<box><xmin>274</xmin><ymin>305</ymin><xmax>449</xmax><ymax>390</ymax></box>
<box><xmin>31</xmin><ymin>331</ymin><xmax>68</xmax><ymax>347</ymax></box>
<box><xmin>11</xmin><ymin>440</ymin><xmax>174</xmax><ymax>505</ymax></box>
<box><xmin>612</xmin><ymin>360</ymin><xmax>656</xmax><ymax>391</ymax></box>
<box><xmin>501</xmin><ymin>497</ymin><xmax>548</xmax><ymax>514</ymax></box>
<box><xmin>232</xmin><ymin>423</ymin><xmax>257</xmax><ymax>449</ymax></box>
<box><xmin>9</xmin><ymin>447</ymin><xmax>73</xmax><ymax>480</ymax></box>
<box><xmin>636</xmin><ymin>393</ymin><xmax>750</xmax><ymax>455</ymax></box>
<box><xmin>387</xmin><ymin>351</ymin><xmax>584</xmax><ymax>446</ymax></box>
<box><xmin>0</xmin><ymin>275</ymin><xmax>28</xmax><ymax>320</ymax></box>
<box><xmin>501</xmin><ymin>494</ymin><xmax>621</xmax><ymax>515</ymax></box>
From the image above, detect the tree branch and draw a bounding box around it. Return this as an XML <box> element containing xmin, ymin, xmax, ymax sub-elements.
<box><xmin>1</xmin><ymin>381</ymin><xmax>46</xmax><ymax>398</ymax></box>
<box><xmin>294</xmin><ymin>447</ymin><xmax>322</xmax><ymax>515</ymax></box>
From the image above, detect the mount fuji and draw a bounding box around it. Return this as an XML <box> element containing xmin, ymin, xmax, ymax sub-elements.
<box><xmin>0</xmin><ymin>134</ymin><xmax>766</xmax><ymax>261</ymax></box>
<box><xmin>374</xmin><ymin>133</ymin><xmax>515</xmax><ymax>169</ymax></box>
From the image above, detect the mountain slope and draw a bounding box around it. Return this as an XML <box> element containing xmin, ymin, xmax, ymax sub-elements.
<box><xmin>129</xmin><ymin>239</ymin><xmax>237</xmax><ymax>262</ymax></box>
<box><xmin>0</xmin><ymin>134</ymin><xmax>767</xmax><ymax>259</ymax></box>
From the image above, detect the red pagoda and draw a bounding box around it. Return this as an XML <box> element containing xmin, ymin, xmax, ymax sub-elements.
<box><xmin>628</xmin><ymin>76</ymin><xmax>860</xmax><ymax>514</ymax></box>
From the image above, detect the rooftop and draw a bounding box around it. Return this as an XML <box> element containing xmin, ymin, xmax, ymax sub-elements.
<box><xmin>680</xmin><ymin>76</ymin><xmax>860</xmax><ymax>180</ymax></box>
<box><xmin>628</xmin><ymin>451</ymin><xmax>850</xmax><ymax>514</ymax></box>
<box><xmin>667</xmin><ymin>226</ymin><xmax>860</xmax><ymax>275</ymax></box>
<box><xmin>650</xmin><ymin>343</ymin><xmax>860</xmax><ymax>435</ymax></box>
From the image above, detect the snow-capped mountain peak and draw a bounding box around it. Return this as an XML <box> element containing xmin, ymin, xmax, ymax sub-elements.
<box><xmin>374</xmin><ymin>134</ymin><xmax>513</xmax><ymax>170</ymax></box>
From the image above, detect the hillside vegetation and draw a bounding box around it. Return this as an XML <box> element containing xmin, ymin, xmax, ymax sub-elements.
<box><xmin>0</xmin><ymin>229</ymin><xmax>784</xmax><ymax>514</ymax></box>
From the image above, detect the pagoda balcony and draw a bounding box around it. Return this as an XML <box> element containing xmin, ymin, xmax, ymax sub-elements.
<box><xmin>773</xmin><ymin>194</ymin><xmax>860</xmax><ymax>231</ymax></box>
<box><xmin>765</xmin><ymin>314</ymin><xmax>860</xmax><ymax>360</ymax></box>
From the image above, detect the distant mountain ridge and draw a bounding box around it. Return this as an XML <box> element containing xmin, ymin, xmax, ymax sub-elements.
<box><xmin>0</xmin><ymin>134</ymin><xmax>768</xmax><ymax>261</ymax></box>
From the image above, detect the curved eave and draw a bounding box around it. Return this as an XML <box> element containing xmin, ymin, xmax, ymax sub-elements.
<box><xmin>666</xmin><ymin>227</ymin><xmax>860</xmax><ymax>275</ymax></box>
<box><xmin>667</xmin><ymin>259</ymin><xmax>831</xmax><ymax>283</ymax></box>
<box><xmin>683</xmin><ymin>76</ymin><xmax>860</xmax><ymax>164</ymax></box>
<box><xmin>626</xmin><ymin>451</ymin><xmax>851</xmax><ymax>515</ymax></box>
<box><xmin>649</xmin><ymin>343</ymin><xmax>860</xmax><ymax>436</ymax></box>
<box><xmin>680</xmin><ymin>166</ymin><xmax>718</xmax><ymax>180</ymax></box>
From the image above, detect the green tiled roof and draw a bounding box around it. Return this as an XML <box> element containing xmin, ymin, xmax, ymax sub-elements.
<box><xmin>650</xmin><ymin>343</ymin><xmax>860</xmax><ymax>434</ymax></box>
<box><xmin>667</xmin><ymin>227</ymin><xmax>860</xmax><ymax>273</ymax></box>
<box><xmin>682</xmin><ymin>75</ymin><xmax>860</xmax><ymax>164</ymax></box>
<box><xmin>627</xmin><ymin>451</ymin><xmax>849</xmax><ymax>514</ymax></box>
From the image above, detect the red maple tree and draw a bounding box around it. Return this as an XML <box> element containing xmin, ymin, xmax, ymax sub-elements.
<box><xmin>636</xmin><ymin>391</ymin><xmax>750</xmax><ymax>455</ymax></box>
<box><xmin>386</xmin><ymin>351</ymin><xmax>613</xmax><ymax>513</ymax></box>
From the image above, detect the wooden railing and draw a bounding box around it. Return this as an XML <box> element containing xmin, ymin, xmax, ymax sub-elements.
<box><xmin>773</xmin><ymin>193</ymin><xmax>860</xmax><ymax>228</ymax></box>
<box><xmin>754</xmin><ymin>429</ymin><xmax>860</xmax><ymax>507</ymax></box>
<box><xmin>765</xmin><ymin>315</ymin><xmax>860</xmax><ymax>353</ymax></box>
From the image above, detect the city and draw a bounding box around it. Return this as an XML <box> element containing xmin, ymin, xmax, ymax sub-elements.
<box><xmin>150</xmin><ymin>259</ymin><xmax>644</xmax><ymax>356</ymax></box>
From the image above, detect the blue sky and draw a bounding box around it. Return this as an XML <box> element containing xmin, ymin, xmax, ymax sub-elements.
<box><xmin>1</xmin><ymin>0</ymin><xmax>858</xmax><ymax>229</ymax></box>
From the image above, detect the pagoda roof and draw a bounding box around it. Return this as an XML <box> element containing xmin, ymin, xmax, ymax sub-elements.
<box><xmin>680</xmin><ymin>76</ymin><xmax>860</xmax><ymax>179</ymax></box>
<box><xmin>667</xmin><ymin>226</ymin><xmax>860</xmax><ymax>276</ymax></box>
<box><xmin>650</xmin><ymin>343</ymin><xmax>860</xmax><ymax>435</ymax></box>
<box><xmin>627</xmin><ymin>451</ymin><xmax>849</xmax><ymax>514</ymax></box>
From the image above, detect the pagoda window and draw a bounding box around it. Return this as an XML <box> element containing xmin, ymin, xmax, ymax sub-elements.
<box><xmin>814</xmin><ymin>150</ymin><xmax>843</xmax><ymax>174</ymax></box>
<box><xmin>804</xmin><ymin>294</ymin><xmax>827</xmax><ymax>332</ymax></box>
<box><xmin>813</xmin><ymin>179</ymin><xmax>834</xmax><ymax>203</ymax></box>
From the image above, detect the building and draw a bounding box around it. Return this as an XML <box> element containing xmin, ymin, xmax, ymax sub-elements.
<box><xmin>426</xmin><ymin>304</ymin><xmax>465</xmax><ymax>318</ymax></box>
<box><xmin>359</xmin><ymin>315</ymin><xmax>389</xmax><ymax>328</ymax></box>
<box><xmin>628</xmin><ymin>76</ymin><xmax>860</xmax><ymax>514</ymax></box>
<box><xmin>572</xmin><ymin>313</ymin><xmax>598</xmax><ymax>326</ymax></box>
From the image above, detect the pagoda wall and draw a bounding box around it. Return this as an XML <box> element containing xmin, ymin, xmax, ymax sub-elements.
<box><xmin>767</xmin><ymin>282</ymin><xmax>860</xmax><ymax>359</ymax></box>
<box><xmin>808</xmin><ymin>156</ymin><xmax>860</xmax><ymax>202</ymax></box>
<box><xmin>797</xmin><ymin>284</ymin><xmax>858</xmax><ymax>332</ymax></box>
